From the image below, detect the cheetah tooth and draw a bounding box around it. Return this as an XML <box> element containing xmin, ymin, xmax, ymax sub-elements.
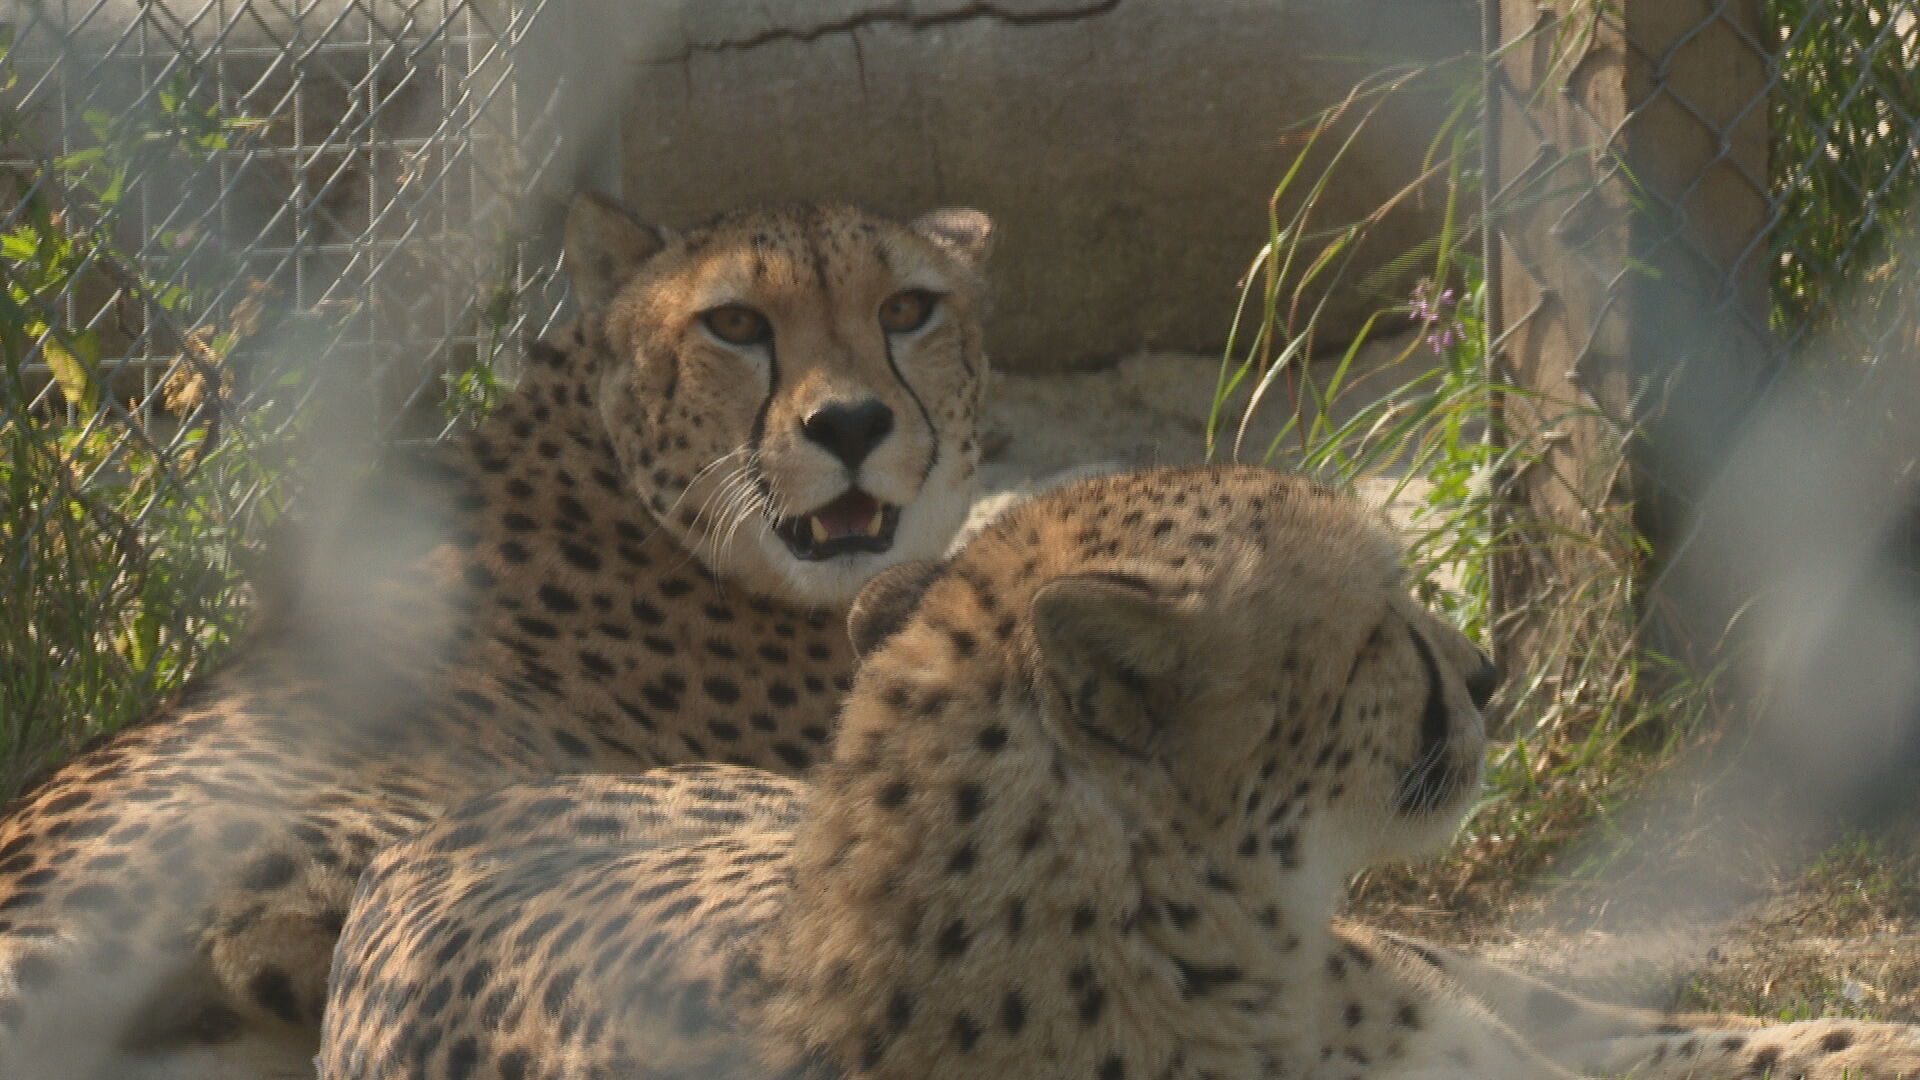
<box><xmin>810</xmin><ymin>515</ymin><xmax>830</xmax><ymax>544</ymax></box>
<box><xmin>866</xmin><ymin>510</ymin><xmax>886</xmax><ymax>537</ymax></box>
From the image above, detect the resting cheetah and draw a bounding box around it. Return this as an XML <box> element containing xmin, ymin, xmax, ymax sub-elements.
<box><xmin>315</xmin><ymin>463</ymin><xmax>1484</xmax><ymax>1076</ymax></box>
<box><xmin>0</xmin><ymin>193</ymin><xmax>993</xmax><ymax>1079</ymax></box>
<box><xmin>319</xmin><ymin>464</ymin><xmax>1920</xmax><ymax>1080</ymax></box>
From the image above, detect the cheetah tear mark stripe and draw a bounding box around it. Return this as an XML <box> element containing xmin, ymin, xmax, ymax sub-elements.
<box><xmin>882</xmin><ymin>332</ymin><xmax>940</xmax><ymax>489</ymax></box>
<box><xmin>1394</xmin><ymin>628</ymin><xmax>1454</xmax><ymax>816</ymax></box>
<box><xmin>749</xmin><ymin>337</ymin><xmax>782</xmax><ymax>508</ymax></box>
<box><xmin>1324</xmin><ymin>616</ymin><xmax>1387</xmax><ymax>747</ymax></box>
<box><xmin>660</xmin><ymin>334</ymin><xmax>681</xmax><ymax>405</ymax></box>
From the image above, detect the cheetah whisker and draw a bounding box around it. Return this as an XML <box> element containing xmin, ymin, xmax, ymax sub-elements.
<box><xmin>664</xmin><ymin>444</ymin><xmax>754</xmax><ymax>528</ymax></box>
<box><xmin>698</xmin><ymin>459</ymin><xmax>763</xmax><ymax>555</ymax></box>
<box><xmin>711</xmin><ymin>473</ymin><xmax>774</xmax><ymax>575</ymax></box>
<box><xmin>676</xmin><ymin>453</ymin><xmax>764</xmax><ymax>563</ymax></box>
<box><xmin>686</xmin><ymin>460</ymin><xmax>755</xmax><ymax>545</ymax></box>
<box><xmin>1389</xmin><ymin>731</ymin><xmax>1479</xmax><ymax>817</ymax></box>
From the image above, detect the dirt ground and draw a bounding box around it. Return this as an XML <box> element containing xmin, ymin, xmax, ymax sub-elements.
<box><xmin>978</xmin><ymin>342</ymin><xmax>1920</xmax><ymax>1028</ymax></box>
<box><xmin>1358</xmin><ymin>837</ymin><xmax>1920</xmax><ymax>1025</ymax></box>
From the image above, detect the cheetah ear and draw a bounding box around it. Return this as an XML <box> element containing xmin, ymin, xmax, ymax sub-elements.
<box><xmin>848</xmin><ymin>559</ymin><xmax>946</xmax><ymax>657</ymax></box>
<box><xmin>1030</xmin><ymin>572</ymin><xmax>1191</xmax><ymax>756</ymax></box>
<box><xmin>911</xmin><ymin>208</ymin><xmax>994</xmax><ymax>268</ymax></box>
<box><xmin>564</xmin><ymin>191</ymin><xmax>670</xmax><ymax>319</ymax></box>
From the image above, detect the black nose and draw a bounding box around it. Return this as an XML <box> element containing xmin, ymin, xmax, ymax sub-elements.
<box><xmin>1464</xmin><ymin>654</ymin><xmax>1499</xmax><ymax>710</ymax></box>
<box><xmin>802</xmin><ymin>399</ymin><xmax>895</xmax><ymax>468</ymax></box>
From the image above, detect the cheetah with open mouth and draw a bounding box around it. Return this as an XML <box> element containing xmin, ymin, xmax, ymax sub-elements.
<box><xmin>0</xmin><ymin>192</ymin><xmax>993</xmax><ymax>1079</ymax></box>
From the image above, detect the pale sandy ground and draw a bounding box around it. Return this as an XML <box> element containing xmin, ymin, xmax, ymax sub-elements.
<box><xmin>969</xmin><ymin>330</ymin><xmax>1441</xmax><ymax>531</ymax></box>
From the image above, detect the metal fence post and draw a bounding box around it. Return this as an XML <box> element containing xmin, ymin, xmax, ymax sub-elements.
<box><xmin>1485</xmin><ymin>0</ymin><xmax>1776</xmax><ymax>675</ymax></box>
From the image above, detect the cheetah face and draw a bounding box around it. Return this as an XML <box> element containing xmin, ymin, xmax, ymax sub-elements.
<box><xmin>1317</xmin><ymin>592</ymin><xmax>1497</xmax><ymax>861</ymax></box>
<box><xmin>1035</xmin><ymin>567</ymin><xmax>1492</xmax><ymax>871</ymax></box>
<box><xmin>563</xmin><ymin>194</ymin><xmax>992</xmax><ymax>605</ymax></box>
<box><xmin>985</xmin><ymin>469</ymin><xmax>1497</xmax><ymax>881</ymax></box>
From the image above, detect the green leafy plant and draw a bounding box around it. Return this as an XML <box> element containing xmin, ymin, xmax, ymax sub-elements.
<box><xmin>0</xmin><ymin>53</ymin><xmax>287</xmax><ymax>796</ymax></box>
<box><xmin>1771</xmin><ymin>0</ymin><xmax>1920</xmax><ymax>355</ymax></box>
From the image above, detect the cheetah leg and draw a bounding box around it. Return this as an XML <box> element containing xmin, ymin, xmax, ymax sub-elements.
<box><xmin>0</xmin><ymin>934</ymin><xmax>315</xmax><ymax>1080</ymax></box>
<box><xmin>0</xmin><ymin>785</ymin><xmax>439</xmax><ymax>1079</ymax></box>
<box><xmin>1322</xmin><ymin>925</ymin><xmax>1583</xmax><ymax>1078</ymax></box>
<box><xmin>1360</xmin><ymin>927</ymin><xmax>1764</xmax><ymax>1055</ymax></box>
<box><xmin>1559</xmin><ymin>1018</ymin><xmax>1920</xmax><ymax>1080</ymax></box>
<box><xmin>199</xmin><ymin>795</ymin><xmax>438</xmax><ymax>1037</ymax></box>
<box><xmin>1364</xmin><ymin>928</ymin><xmax>1920</xmax><ymax>1078</ymax></box>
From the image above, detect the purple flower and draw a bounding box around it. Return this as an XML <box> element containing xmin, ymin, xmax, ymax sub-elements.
<box><xmin>1411</xmin><ymin>279</ymin><xmax>1465</xmax><ymax>355</ymax></box>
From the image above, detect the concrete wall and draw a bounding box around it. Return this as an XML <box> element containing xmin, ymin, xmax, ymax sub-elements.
<box><xmin>591</xmin><ymin>0</ymin><xmax>1477</xmax><ymax>371</ymax></box>
<box><xmin>15</xmin><ymin>1</ymin><xmax>1479</xmax><ymax>374</ymax></box>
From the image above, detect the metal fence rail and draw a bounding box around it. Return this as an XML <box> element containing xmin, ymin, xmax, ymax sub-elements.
<box><xmin>3</xmin><ymin>0</ymin><xmax>567</xmax><ymax>426</ymax></box>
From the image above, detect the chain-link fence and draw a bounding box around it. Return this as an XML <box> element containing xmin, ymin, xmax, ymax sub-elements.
<box><xmin>1483</xmin><ymin>0</ymin><xmax>1920</xmax><ymax>657</ymax></box>
<box><xmin>1483</xmin><ymin>0</ymin><xmax>1920</xmax><ymax>832</ymax></box>
<box><xmin>4</xmin><ymin>0</ymin><xmax>1917</xmax><ymax>796</ymax></box>
<box><xmin>1</xmin><ymin>0</ymin><xmax>571</xmax><ymax>787</ymax></box>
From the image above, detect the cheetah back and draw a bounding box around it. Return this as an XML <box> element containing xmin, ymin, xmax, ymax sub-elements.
<box><xmin>320</xmin><ymin>464</ymin><xmax>1510</xmax><ymax>1080</ymax></box>
<box><xmin>322</xmin><ymin>768</ymin><xmax>807</xmax><ymax>1080</ymax></box>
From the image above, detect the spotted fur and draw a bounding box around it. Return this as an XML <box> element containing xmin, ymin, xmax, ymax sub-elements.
<box><xmin>318</xmin><ymin>464</ymin><xmax>1920</xmax><ymax>1080</ymax></box>
<box><xmin>0</xmin><ymin>194</ymin><xmax>992</xmax><ymax>1080</ymax></box>
<box><xmin>319</xmin><ymin>465</ymin><xmax>1530</xmax><ymax>1079</ymax></box>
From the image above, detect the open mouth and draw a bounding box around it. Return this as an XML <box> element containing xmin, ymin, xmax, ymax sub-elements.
<box><xmin>772</xmin><ymin>490</ymin><xmax>900</xmax><ymax>561</ymax></box>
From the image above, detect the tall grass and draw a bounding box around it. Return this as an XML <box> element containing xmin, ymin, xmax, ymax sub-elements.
<box><xmin>0</xmin><ymin>68</ymin><xmax>300</xmax><ymax>795</ymax></box>
<box><xmin>0</xmin><ymin>366</ymin><xmax>284</xmax><ymax>795</ymax></box>
<box><xmin>0</xmin><ymin>74</ymin><xmax>488</xmax><ymax>803</ymax></box>
<box><xmin>1213</xmin><ymin>3</ymin><xmax>1920</xmax><ymax>924</ymax></box>
<box><xmin>0</xmin><ymin>53</ymin><xmax>279</xmax><ymax>795</ymax></box>
<box><xmin>1203</xmin><ymin>53</ymin><xmax>1720</xmax><ymax>918</ymax></box>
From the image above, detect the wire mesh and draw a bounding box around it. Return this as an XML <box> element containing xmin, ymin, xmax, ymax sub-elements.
<box><xmin>4</xmin><ymin>0</ymin><xmax>1916</xmax><ymax>784</ymax></box>
<box><xmin>0</xmin><ymin>0</ymin><xmax>568</xmax><ymax>783</ymax></box>
<box><xmin>1471</xmin><ymin>0</ymin><xmax>1920</xmax><ymax>929</ymax></box>
<box><xmin>1483</xmin><ymin>0</ymin><xmax>1920</xmax><ymax>668</ymax></box>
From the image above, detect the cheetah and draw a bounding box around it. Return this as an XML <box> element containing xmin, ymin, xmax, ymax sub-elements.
<box><xmin>318</xmin><ymin>464</ymin><xmax>1920</xmax><ymax>1080</ymax></box>
<box><xmin>0</xmin><ymin>193</ymin><xmax>994</xmax><ymax>1080</ymax></box>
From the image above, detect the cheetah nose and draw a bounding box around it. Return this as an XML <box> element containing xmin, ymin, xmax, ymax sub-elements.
<box><xmin>802</xmin><ymin>399</ymin><xmax>895</xmax><ymax>468</ymax></box>
<box><xmin>1464</xmin><ymin>653</ymin><xmax>1499</xmax><ymax>710</ymax></box>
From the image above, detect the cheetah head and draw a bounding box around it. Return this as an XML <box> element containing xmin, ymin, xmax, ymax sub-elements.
<box><xmin>563</xmin><ymin>193</ymin><xmax>992</xmax><ymax>606</ymax></box>
<box><xmin>852</xmin><ymin>467</ymin><xmax>1497</xmax><ymax>893</ymax></box>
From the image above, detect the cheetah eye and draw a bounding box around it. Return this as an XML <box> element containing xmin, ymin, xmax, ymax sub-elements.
<box><xmin>700</xmin><ymin>304</ymin><xmax>771</xmax><ymax>346</ymax></box>
<box><xmin>878</xmin><ymin>289</ymin><xmax>939</xmax><ymax>334</ymax></box>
